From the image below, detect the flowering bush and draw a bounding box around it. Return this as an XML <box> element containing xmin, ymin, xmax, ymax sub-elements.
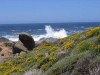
<box><xmin>5</xmin><ymin>61</ymin><xmax>13</xmax><ymax>66</ymax></box>
<box><xmin>77</xmin><ymin>40</ymin><xmax>93</xmax><ymax>53</ymax></box>
<box><xmin>97</xmin><ymin>35</ymin><xmax>100</xmax><ymax>43</ymax></box>
<box><xmin>41</xmin><ymin>61</ymin><xmax>52</xmax><ymax>71</ymax></box>
<box><xmin>92</xmin><ymin>45</ymin><xmax>100</xmax><ymax>54</ymax></box>
<box><xmin>3</xmin><ymin>66</ymin><xmax>25</xmax><ymax>75</ymax></box>
<box><xmin>57</xmin><ymin>37</ymin><xmax>68</xmax><ymax>45</ymax></box>
<box><xmin>62</xmin><ymin>41</ymin><xmax>74</xmax><ymax>51</ymax></box>
<box><xmin>71</xmin><ymin>33</ymin><xmax>81</xmax><ymax>41</ymax></box>
<box><xmin>33</xmin><ymin>53</ymin><xmax>44</xmax><ymax>62</ymax></box>
<box><xmin>86</xmin><ymin>27</ymin><xmax>100</xmax><ymax>37</ymax></box>
<box><xmin>0</xmin><ymin>65</ymin><xmax>3</xmax><ymax>69</ymax></box>
<box><xmin>49</xmin><ymin>47</ymin><xmax>60</xmax><ymax>54</ymax></box>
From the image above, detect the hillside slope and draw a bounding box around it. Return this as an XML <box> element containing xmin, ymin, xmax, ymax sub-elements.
<box><xmin>0</xmin><ymin>26</ymin><xmax>100</xmax><ymax>75</ymax></box>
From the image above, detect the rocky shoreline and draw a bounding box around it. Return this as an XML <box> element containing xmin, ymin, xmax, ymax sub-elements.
<box><xmin>0</xmin><ymin>32</ymin><xmax>36</xmax><ymax>62</ymax></box>
<box><xmin>0</xmin><ymin>27</ymin><xmax>100</xmax><ymax>75</ymax></box>
<box><xmin>0</xmin><ymin>32</ymin><xmax>58</xmax><ymax>62</ymax></box>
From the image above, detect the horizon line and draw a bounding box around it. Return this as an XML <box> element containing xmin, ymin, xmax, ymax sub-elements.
<box><xmin>0</xmin><ymin>22</ymin><xmax>100</xmax><ymax>25</ymax></box>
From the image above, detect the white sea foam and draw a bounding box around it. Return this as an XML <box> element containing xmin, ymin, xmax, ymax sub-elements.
<box><xmin>3</xmin><ymin>35</ymin><xmax>18</xmax><ymax>41</ymax></box>
<box><xmin>3</xmin><ymin>25</ymin><xmax>68</xmax><ymax>41</ymax></box>
<box><xmin>32</xmin><ymin>25</ymin><xmax>68</xmax><ymax>41</ymax></box>
<box><xmin>9</xmin><ymin>37</ymin><xmax>18</xmax><ymax>41</ymax></box>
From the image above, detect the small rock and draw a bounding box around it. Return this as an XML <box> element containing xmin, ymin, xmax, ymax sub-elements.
<box><xmin>15</xmin><ymin>53</ymin><xmax>20</xmax><ymax>56</ymax></box>
<box><xmin>45</xmin><ymin>53</ymin><xmax>49</xmax><ymax>57</ymax></box>
<box><xmin>40</xmin><ymin>38</ymin><xmax>58</xmax><ymax>43</ymax></box>
<box><xmin>80</xmin><ymin>32</ymin><xmax>86</xmax><ymax>39</ymax></box>
<box><xmin>20</xmin><ymin>51</ymin><xmax>27</xmax><ymax>55</ymax></box>
<box><xmin>55</xmin><ymin>51</ymin><xmax>67</xmax><ymax>60</ymax></box>
<box><xmin>1</xmin><ymin>53</ymin><xmax>4</xmax><ymax>56</ymax></box>
<box><xmin>13</xmin><ymin>41</ymin><xmax>28</xmax><ymax>54</ymax></box>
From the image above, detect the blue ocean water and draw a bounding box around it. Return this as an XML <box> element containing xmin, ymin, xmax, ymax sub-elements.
<box><xmin>0</xmin><ymin>22</ymin><xmax>100</xmax><ymax>41</ymax></box>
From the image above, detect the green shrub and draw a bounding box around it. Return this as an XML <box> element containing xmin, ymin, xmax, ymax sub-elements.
<box><xmin>91</xmin><ymin>45</ymin><xmax>100</xmax><ymax>55</ymax></box>
<box><xmin>48</xmin><ymin>47</ymin><xmax>60</xmax><ymax>54</ymax></box>
<box><xmin>1</xmin><ymin>27</ymin><xmax>100</xmax><ymax>75</ymax></box>
<box><xmin>62</xmin><ymin>41</ymin><xmax>74</xmax><ymax>51</ymax></box>
<box><xmin>42</xmin><ymin>51</ymin><xmax>89</xmax><ymax>75</ymax></box>
<box><xmin>41</xmin><ymin>61</ymin><xmax>52</xmax><ymax>71</ymax></box>
<box><xmin>86</xmin><ymin>27</ymin><xmax>100</xmax><ymax>37</ymax></box>
<box><xmin>70</xmin><ymin>33</ymin><xmax>81</xmax><ymax>41</ymax></box>
<box><xmin>89</xmin><ymin>55</ymin><xmax>100</xmax><ymax>75</ymax></box>
<box><xmin>77</xmin><ymin>40</ymin><xmax>94</xmax><ymax>53</ymax></box>
<box><xmin>56</xmin><ymin>37</ymin><xmax>68</xmax><ymax>45</ymax></box>
<box><xmin>97</xmin><ymin>35</ymin><xmax>100</xmax><ymax>43</ymax></box>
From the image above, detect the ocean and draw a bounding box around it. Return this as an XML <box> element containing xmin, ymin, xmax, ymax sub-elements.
<box><xmin>0</xmin><ymin>22</ymin><xmax>100</xmax><ymax>41</ymax></box>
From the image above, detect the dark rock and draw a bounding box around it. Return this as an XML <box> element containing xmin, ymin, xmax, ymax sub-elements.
<box><xmin>19</xmin><ymin>32</ymin><xmax>35</xmax><ymax>50</ymax></box>
<box><xmin>0</xmin><ymin>37</ymin><xmax>9</xmax><ymax>42</ymax></box>
<box><xmin>13</xmin><ymin>41</ymin><xmax>27</xmax><ymax>54</ymax></box>
<box><xmin>0</xmin><ymin>47</ymin><xmax>2</xmax><ymax>52</ymax></box>
<box><xmin>13</xmin><ymin>32</ymin><xmax>35</xmax><ymax>54</ymax></box>
<box><xmin>1</xmin><ymin>54</ymin><xmax>4</xmax><ymax>56</ymax></box>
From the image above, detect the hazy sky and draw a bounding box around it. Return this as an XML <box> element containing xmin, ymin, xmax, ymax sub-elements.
<box><xmin>0</xmin><ymin>0</ymin><xmax>100</xmax><ymax>24</ymax></box>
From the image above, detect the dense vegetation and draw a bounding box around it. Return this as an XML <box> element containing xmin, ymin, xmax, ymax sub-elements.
<box><xmin>0</xmin><ymin>27</ymin><xmax>100</xmax><ymax>75</ymax></box>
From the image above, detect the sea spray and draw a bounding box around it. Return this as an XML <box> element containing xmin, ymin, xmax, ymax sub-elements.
<box><xmin>33</xmin><ymin>25</ymin><xmax>67</xmax><ymax>41</ymax></box>
<box><xmin>1</xmin><ymin>23</ymin><xmax>97</xmax><ymax>41</ymax></box>
<box><xmin>2</xmin><ymin>25</ymin><xmax>68</xmax><ymax>41</ymax></box>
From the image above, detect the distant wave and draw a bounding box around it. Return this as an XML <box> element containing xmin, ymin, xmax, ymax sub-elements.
<box><xmin>33</xmin><ymin>25</ymin><xmax>68</xmax><ymax>41</ymax></box>
<box><xmin>3</xmin><ymin>25</ymin><xmax>68</xmax><ymax>41</ymax></box>
<box><xmin>3</xmin><ymin>35</ymin><xmax>18</xmax><ymax>41</ymax></box>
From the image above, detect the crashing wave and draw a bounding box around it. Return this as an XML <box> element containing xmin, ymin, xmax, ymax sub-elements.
<box><xmin>33</xmin><ymin>25</ymin><xmax>67</xmax><ymax>41</ymax></box>
<box><xmin>3</xmin><ymin>25</ymin><xmax>68</xmax><ymax>41</ymax></box>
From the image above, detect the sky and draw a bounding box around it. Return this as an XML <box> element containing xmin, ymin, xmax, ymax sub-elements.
<box><xmin>0</xmin><ymin>0</ymin><xmax>100</xmax><ymax>24</ymax></box>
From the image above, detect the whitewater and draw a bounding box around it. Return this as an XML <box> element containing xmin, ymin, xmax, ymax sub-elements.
<box><xmin>1</xmin><ymin>22</ymin><xmax>100</xmax><ymax>41</ymax></box>
<box><xmin>3</xmin><ymin>25</ymin><xmax>68</xmax><ymax>41</ymax></box>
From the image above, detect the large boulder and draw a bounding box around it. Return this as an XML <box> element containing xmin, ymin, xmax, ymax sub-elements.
<box><xmin>19</xmin><ymin>32</ymin><xmax>35</xmax><ymax>50</ymax></box>
<box><xmin>13</xmin><ymin>32</ymin><xmax>35</xmax><ymax>54</ymax></box>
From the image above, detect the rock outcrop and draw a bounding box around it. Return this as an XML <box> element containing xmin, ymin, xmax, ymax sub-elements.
<box><xmin>13</xmin><ymin>41</ymin><xmax>27</xmax><ymax>54</ymax></box>
<box><xmin>13</xmin><ymin>32</ymin><xmax>35</xmax><ymax>54</ymax></box>
<box><xmin>0</xmin><ymin>45</ymin><xmax>13</xmax><ymax>62</ymax></box>
<box><xmin>0</xmin><ymin>37</ymin><xmax>9</xmax><ymax>42</ymax></box>
<box><xmin>19</xmin><ymin>32</ymin><xmax>35</xmax><ymax>50</ymax></box>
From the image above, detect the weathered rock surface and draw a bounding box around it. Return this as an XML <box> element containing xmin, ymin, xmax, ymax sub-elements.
<box><xmin>40</xmin><ymin>38</ymin><xmax>58</xmax><ymax>43</ymax></box>
<box><xmin>13</xmin><ymin>32</ymin><xmax>35</xmax><ymax>54</ymax></box>
<box><xmin>19</xmin><ymin>32</ymin><xmax>35</xmax><ymax>50</ymax></box>
<box><xmin>13</xmin><ymin>41</ymin><xmax>27</xmax><ymax>54</ymax></box>
<box><xmin>80</xmin><ymin>32</ymin><xmax>87</xmax><ymax>39</ymax></box>
<box><xmin>0</xmin><ymin>32</ymin><xmax>35</xmax><ymax>58</ymax></box>
<box><xmin>0</xmin><ymin>45</ymin><xmax>13</xmax><ymax>62</ymax></box>
<box><xmin>0</xmin><ymin>37</ymin><xmax>9</xmax><ymax>42</ymax></box>
<box><xmin>55</xmin><ymin>51</ymin><xmax>67</xmax><ymax>60</ymax></box>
